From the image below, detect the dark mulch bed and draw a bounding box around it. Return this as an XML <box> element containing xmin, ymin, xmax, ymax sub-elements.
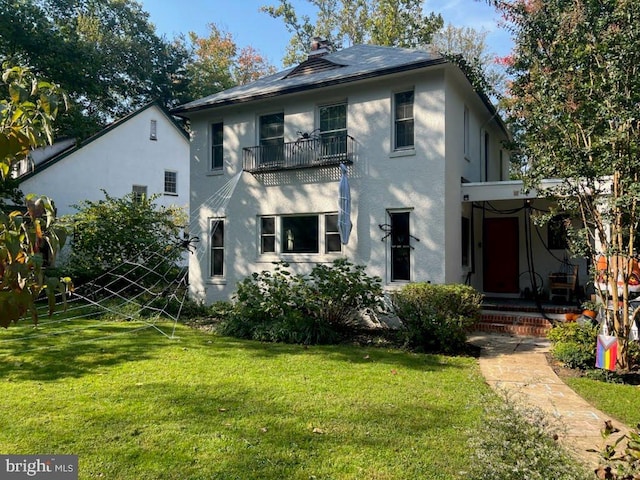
<box><xmin>185</xmin><ymin>317</ymin><xmax>483</xmax><ymax>357</ymax></box>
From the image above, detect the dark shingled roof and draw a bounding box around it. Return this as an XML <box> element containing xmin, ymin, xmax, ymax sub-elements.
<box><xmin>171</xmin><ymin>45</ymin><xmax>446</xmax><ymax>116</ymax></box>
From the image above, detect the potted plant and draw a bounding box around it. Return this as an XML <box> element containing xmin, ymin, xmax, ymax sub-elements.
<box><xmin>581</xmin><ymin>299</ymin><xmax>601</xmax><ymax>320</ymax></box>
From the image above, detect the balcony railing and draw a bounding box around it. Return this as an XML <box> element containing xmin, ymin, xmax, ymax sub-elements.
<box><xmin>243</xmin><ymin>133</ymin><xmax>354</xmax><ymax>173</ymax></box>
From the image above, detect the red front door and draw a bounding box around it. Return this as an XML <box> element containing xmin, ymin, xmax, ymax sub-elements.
<box><xmin>483</xmin><ymin>217</ymin><xmax>519</xmax><ymax>293</ymax></box>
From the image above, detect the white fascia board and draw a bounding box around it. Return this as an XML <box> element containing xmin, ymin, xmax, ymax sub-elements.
<box><xmin>461</xmin><ymin>178</ymin><xmax>565</xmax><ymax>202</ymax></box>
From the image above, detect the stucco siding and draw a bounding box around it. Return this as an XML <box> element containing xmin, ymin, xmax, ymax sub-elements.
<box><xmin>188</xmin><ymin>68</ymin><xmax>466</xmax><ymax>303</ymax></box>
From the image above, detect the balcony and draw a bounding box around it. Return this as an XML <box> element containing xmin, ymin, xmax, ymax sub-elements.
<box><xmin>243</xmin><ymin>133</ymin><xmax>355</xmax><ymax>174</ymax></box>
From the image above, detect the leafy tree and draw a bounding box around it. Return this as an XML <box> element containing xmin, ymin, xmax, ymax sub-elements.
<box><xmin>0</xmin><ymin>61</ymin><xmax>65</xmax><ymax>206</ymax></box>
<box><xmin>234</xmin><ymin>45</ymin><xmax>277</xmax><ymax>86</ymax></box>
<box><xmin>489</xmin><ymin>0</ymin><xmax>640</xmax><ymax>369</ymax></box>
<box><xmin>0</xmin><ymin>0</ymin><xmax>189</xmax><ymax>138</ymax></box>
<box><xmin>0</xmin><ymin>64</ymin><xmax>66</xmax><ymax>178</ymax></box>
<box><xmin>0</xmin><ymin>195</ymin><xmax>71</xmax><ymax>327</ymax></box>
<box><xmin>65</xmin><ymin>191</ymin><xmax>187</xmax><ymax>285</ymax></box>
<box><xmin>183</xmin><ymin>24</ymin><xmax>237</xmax><ymax>100</ymax></box>
<box><xmin>261</xmin><ymin>0</ymin><xmax>443</xmax><ymax>65</ymax></box>
<box><xmin>0</xmin><ymin>64</ymin><xmax>70</xmax><ymax>327</ymax></box>
<box><xmin>183</xmin><ymin>23</ymin><xmax>276</xmax><ymax>100</ymax></box>
<box><xmin>0</xmin><ymin>175</ymin><xmax>22</xmax><ymax>207</ymax></box>
<box><xmin>430</xmin><ymin>23</ymin><xmax>506</xmax><ymax>99</ymax></box>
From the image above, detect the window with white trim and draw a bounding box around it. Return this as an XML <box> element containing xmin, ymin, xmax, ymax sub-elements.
<box><xmin>462</xmin><ymin>216</ymin><xmax>471</xmax><ymax>267</ymax></box>
<box><xmin>388</xmin><ymin>210</ymin><xmax>411</xmax><ymax>281</ymax></box>
<box><xmin>211</xmin><ymin>122</ymin><xmax>223</xmax><ymax>170</ymax></box>
<box><xmin>394</xmin><ymin>90</ymin><xmax>414</xmax><ymax>150</ymax></box>
<box><xmin>260</xmin><ymin>217</ymin><xmax>276</xmax><ymax>253</ymax></box>
<box><xmin>210</xmin><ymin>219</ymin><xmax>224</xmax><ymax>277</ymax></box>
<box><xmin>164</xmin><ymin>170</ymin><xmax>177</xmax><ymax>194</ymax></box>
<box><xmin>325</xmin><ymin>214</ymin><xmax>341</xmax><ymax>253</ymax></box>
<box><xmin>259</xmin><ymin>112</ymin><xmax>284</xmax><ymax>164</ymax></box>
<box><xmin>282</xmin><ymin>215</ymin><xmax>318</xmax><ymax>253</ymax></box>
<box><xmin>319</xmin><ymin>103</ymin><xmax>347</xmax><ymax>156</ymax></box>
<box><xmin>132</xmin><ymin>185</ymin><xmax>147</xmax><ymax>202</ymax></box>
<box><xmin>259</xmin><ymin>213</ymin><xmax>341</xmax><ymax>255</ymax></box>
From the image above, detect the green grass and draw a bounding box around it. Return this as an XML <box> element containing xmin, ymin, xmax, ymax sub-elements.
<box><xmin>0</xmin><ymin>318</ymin><xmax>491</xmax><ymax>479</ymax></box>
<box><xmin>563</xmin><ymin>377</ymin><xmax>640</xmax><ymax>427</ymax></box>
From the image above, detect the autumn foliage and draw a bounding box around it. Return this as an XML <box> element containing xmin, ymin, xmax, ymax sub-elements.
<box><xmin>0</xmin><ymin>65</ymin><xmax>70</xmax><ymax>327</ymax></box>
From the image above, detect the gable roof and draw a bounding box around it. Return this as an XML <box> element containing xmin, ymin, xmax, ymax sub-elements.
<box><xmin>172</xmin><ymin>45</ymin><xmax>448</xmax><ymax>116</ymax></box>
<box><xmin>19</xmin><ymin>101</ymin><xmax>189</xmax><ymax>181</ymax></box>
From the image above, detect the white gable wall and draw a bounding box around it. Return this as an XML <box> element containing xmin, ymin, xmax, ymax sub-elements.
<box><xmin>19</xmin><ymin>105</ymin><xmax>189</xmax><ymax>217</ymax></box>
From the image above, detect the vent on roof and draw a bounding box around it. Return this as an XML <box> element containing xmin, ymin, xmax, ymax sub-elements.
<box><xmin>284</xmin><ymin>53</ymin><xmax>345</xmax><ymax>79</ymax></box>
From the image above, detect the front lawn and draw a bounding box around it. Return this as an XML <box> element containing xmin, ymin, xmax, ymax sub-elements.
<box><xmin>0</xmin><ymin>318</ymin><xmax>490</xmax><ymax>479</ymax></box>
<box><xmin>562</xmin><ymin>377</ymin><xmax>640</xmax><ymax>427</ymax></box>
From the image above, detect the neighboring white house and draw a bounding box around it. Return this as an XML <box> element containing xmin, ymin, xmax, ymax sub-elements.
<box><xmin>17</xmin><ymin>101</ymin><xmax>190</xmax><ymax>217</ymax></box>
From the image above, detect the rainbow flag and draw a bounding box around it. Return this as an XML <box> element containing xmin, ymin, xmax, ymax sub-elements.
<box><xmin>596</xmin><ymin>335</ymin><xmax>618</xmax><ymax>371</ymax></box>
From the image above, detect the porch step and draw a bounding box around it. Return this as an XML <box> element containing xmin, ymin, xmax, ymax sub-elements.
<box><xmin>473</xmin><ymin>303</ymin><xmax>581</xmax><ymax>337</ymax></box>
<box><xmin>474</xmin><ymin>311</ymin><xmax>553</xmax><ymax>337</ymax></box>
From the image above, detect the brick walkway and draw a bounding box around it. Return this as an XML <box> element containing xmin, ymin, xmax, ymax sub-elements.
<box><xmin>468</xmin><ymin>332</ymin><xmax>629</xmax><ymax>467</ymax></box>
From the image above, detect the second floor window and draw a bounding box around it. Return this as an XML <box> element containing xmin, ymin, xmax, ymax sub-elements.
<box><xmin>211</xmin><ymin>122</ymin><xmax>223</xmax><ymax>170</ymax></box>
<box><xmin>259</xmin><ymin>112</ymin><xmax>284</xmax><ymax>163</ymax></box>
<box><xmin>319</xmin><ymin>103</ymin><xmax>347</xmax><ymax>156</ymax></box>
<box><xmin>394</xmin><ymin>90</ymin><xmax>414</xmax><ymax>150</ymax></box>
<box><xmin>164</xmin><ymin>170</ymin><xmax>177</xmax><ymax>194</ymax></box>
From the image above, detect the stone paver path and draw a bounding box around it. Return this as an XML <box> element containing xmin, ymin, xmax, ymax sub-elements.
<box><xmin>468</xmin><ymin>333</ymin><xmax>629</xmax><ymax>466</ymax></box>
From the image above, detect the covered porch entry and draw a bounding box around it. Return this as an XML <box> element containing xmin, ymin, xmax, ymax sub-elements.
<box><xmin>461</xmin><ymin>179</ymin><xmax>589</xmax><ymax>304</ymax></box>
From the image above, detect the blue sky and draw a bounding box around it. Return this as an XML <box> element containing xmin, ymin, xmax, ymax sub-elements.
<box><xmin>140</xmin><ymin>0</ymin><xmax>513</xmax><ymax>69</ymax></box>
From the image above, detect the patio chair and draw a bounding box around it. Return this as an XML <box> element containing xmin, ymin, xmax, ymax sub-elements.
<box><xmin>549</xmin><ymin>264</ymin><xmax>578</xmax><ymax>303</ymax></box>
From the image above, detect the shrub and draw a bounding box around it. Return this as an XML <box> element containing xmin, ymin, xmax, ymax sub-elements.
<box><xmin>218</xmin><ymin>260</ymin><xmax>384</xmax><ymax>344</ymax></box>
<box><xmin>583</xmin><ymin>368</ymin><xmax>623</xmax><ymax>384</ymax></box>
<box><xmin>469</xmin><ymin>391</ymin><xmax>591</xmax><ymax>480</ymax></box>
<box><xmin>547</xmin><ymin>322</ymin><xmax>598</xmax><ymax>370</ymax></box>
<box><xmin>304</xmin><ymin>258</ymin><xmax>384</xmax><ymax>331</ymax></box>
<box><xmin>593</xmin><ymin>421</ymin><xmax>640</xmax><ymax>479</ymax></box>
<box><xmin>209</xmin><ymin>300</ymin><xmax>235</xmax><ymax>320</ymax></box>
<box><xmin>218</xmin><ymin>262</ymin><xmax>307</xmax><ymax>341</ymax></box>
<box><xmin>173</xmin><ymin>297</ymin><xmax>214</xmax><ymax>319</ymax></box>
<box><xmin>391</xmin><ymin>283</ymin><xmax>482</xmax><ymax>353</ymax></box>
<box><xmin>63</xmin><ymin>191</ymin><xmax>186</xmax><ymax>285</ymax></box>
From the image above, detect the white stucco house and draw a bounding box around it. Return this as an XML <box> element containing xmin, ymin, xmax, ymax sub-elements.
<box><xmin>17</xmin><ymin>101</ymin><xmax>190</xmax><ymax>217</ymax></box>
<box><xmin>173</xmin><ymin>43</ymin><xmax>585</xmax><ymax>304</ymax></box>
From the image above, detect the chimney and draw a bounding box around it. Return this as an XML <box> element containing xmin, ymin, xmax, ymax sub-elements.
<box><xmin>309</xmin><ymin>37</ymin><xmax>332</xmax><ymax>57</ymax></box>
